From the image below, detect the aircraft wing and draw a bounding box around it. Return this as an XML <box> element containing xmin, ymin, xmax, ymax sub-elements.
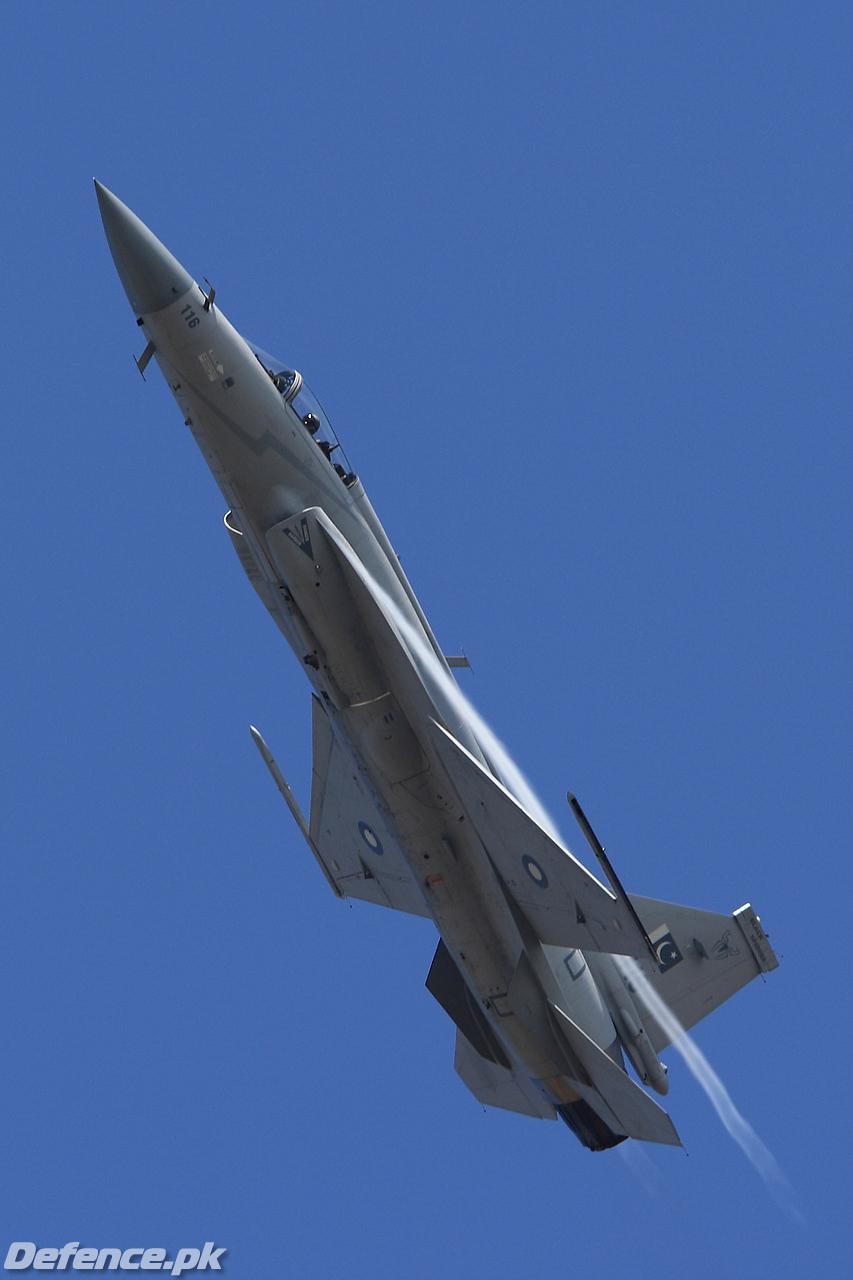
<box><xmin>428</xmin><ymin>721</ymin><xmax>650</xmax><ymax>957</ymax></box>
<box><xmin>309</xmin><ymin>696</ymin><xmax>430</xmax><ymax>917</ymax></box>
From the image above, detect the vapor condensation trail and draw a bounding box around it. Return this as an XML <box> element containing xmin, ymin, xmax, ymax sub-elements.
<box><xmin>349</xmin><ymin>561</ymin><xmax>563</xmax><ymax>840</ymax></box>
<box><xmin>351</xmin><ymin>550</ymin><xmax>798</xmax><ymax>1217</ymax></box>
<box><xmin>616</xmin><ymin>957</ymin><xmax>801</xmax><ymax>1220</ymax></box>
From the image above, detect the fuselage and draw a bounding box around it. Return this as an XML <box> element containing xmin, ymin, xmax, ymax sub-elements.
<box><xmin>98</xmin><ymin>183</ymin><xmax>644</xmax><ymax>1147</ymax></box>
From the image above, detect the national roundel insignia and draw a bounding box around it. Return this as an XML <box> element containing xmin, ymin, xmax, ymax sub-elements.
<box><xmin>522</xmin><ymin>855</ymin><xmax>548</xmax><ymax>888</ymax></box>
<box><xmin>358</xmin><ymin>821</ymin><xmax>383</xmax><ymax>855</ymax></box>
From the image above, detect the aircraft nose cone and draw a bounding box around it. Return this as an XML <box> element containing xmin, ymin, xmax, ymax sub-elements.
<box><xmin>94</xmin><ymin>181</ymin><xmax>194</xmax><ymax>315</ymax></box>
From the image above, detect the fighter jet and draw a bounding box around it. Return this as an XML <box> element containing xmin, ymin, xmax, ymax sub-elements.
<box><xmin>95</xmin><ymin>182</ymin><xmax>778</xmax><ymax>1151</ymax></box>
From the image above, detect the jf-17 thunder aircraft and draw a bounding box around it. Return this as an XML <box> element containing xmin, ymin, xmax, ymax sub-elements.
<box><xmin>96</xmin><ymin>181</ymin><xmax>778</xmax><ymax>1152</ymax></box>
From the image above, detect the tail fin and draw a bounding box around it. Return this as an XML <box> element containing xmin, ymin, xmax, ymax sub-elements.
<box><xmin>625</xmin><ymin>896</ymin><xmax>779</xmax><ymax>1053</ymax></box>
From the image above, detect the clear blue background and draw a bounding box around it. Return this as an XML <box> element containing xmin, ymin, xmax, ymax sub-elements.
<box><xmin>2</xmin><ymin>4</ymin><xmax>850</xmax><ymax>1276</ymax></box>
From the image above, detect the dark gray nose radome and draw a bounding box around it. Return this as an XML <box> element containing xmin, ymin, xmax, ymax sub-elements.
<box><xmin>94</xmin><ymin>180</ymin><xmax>194</xmax><ymax>315</ymax></box>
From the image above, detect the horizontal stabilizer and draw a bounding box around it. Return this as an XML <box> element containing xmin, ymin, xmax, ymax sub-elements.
<box><xmin>454</xmin><ymin>1031</ymin><xmax>556</xmax><ymax>1120</ymax></box>
<box><xmin>428</xmin><ymin>720</ymin><xmax>650</xmax><ymax>957</ymax></box>
<box><xmin>553</xmin><ymin>1006</ymin><xmax>682</xmax><ymax>1147</ymax></box>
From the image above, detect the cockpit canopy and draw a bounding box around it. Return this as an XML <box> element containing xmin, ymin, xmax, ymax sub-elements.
<box><xmin>249</xmin><ymin>342</ymin><xmax>357</xmax><ymax>487</ymax></box>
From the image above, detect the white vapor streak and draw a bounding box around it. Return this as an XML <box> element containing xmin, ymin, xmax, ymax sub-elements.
<box><xmin>617</xmin><ymin>1139</ymin><xmax>663</xmax><ymax>1197</ymax></box>
<box><xmin>618</xmin><ymin>956</ymin><xmax>801</xmax><ymax>1220</ymax></box>
<box><xmin>353</xmin><ymin>552</ymin><xmax>798</xmax><ymax>1217</ymax></box>
<box><xmin>360</xmin><ymin>567</ymin><xmax>563</xmax><ymax>840</ymax></box>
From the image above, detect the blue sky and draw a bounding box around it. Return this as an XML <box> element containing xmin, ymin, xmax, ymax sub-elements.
<box><xmin>2</xmin><ymin>3</ymin><xmax>851</xmax><ymax>1276</ymax></box>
